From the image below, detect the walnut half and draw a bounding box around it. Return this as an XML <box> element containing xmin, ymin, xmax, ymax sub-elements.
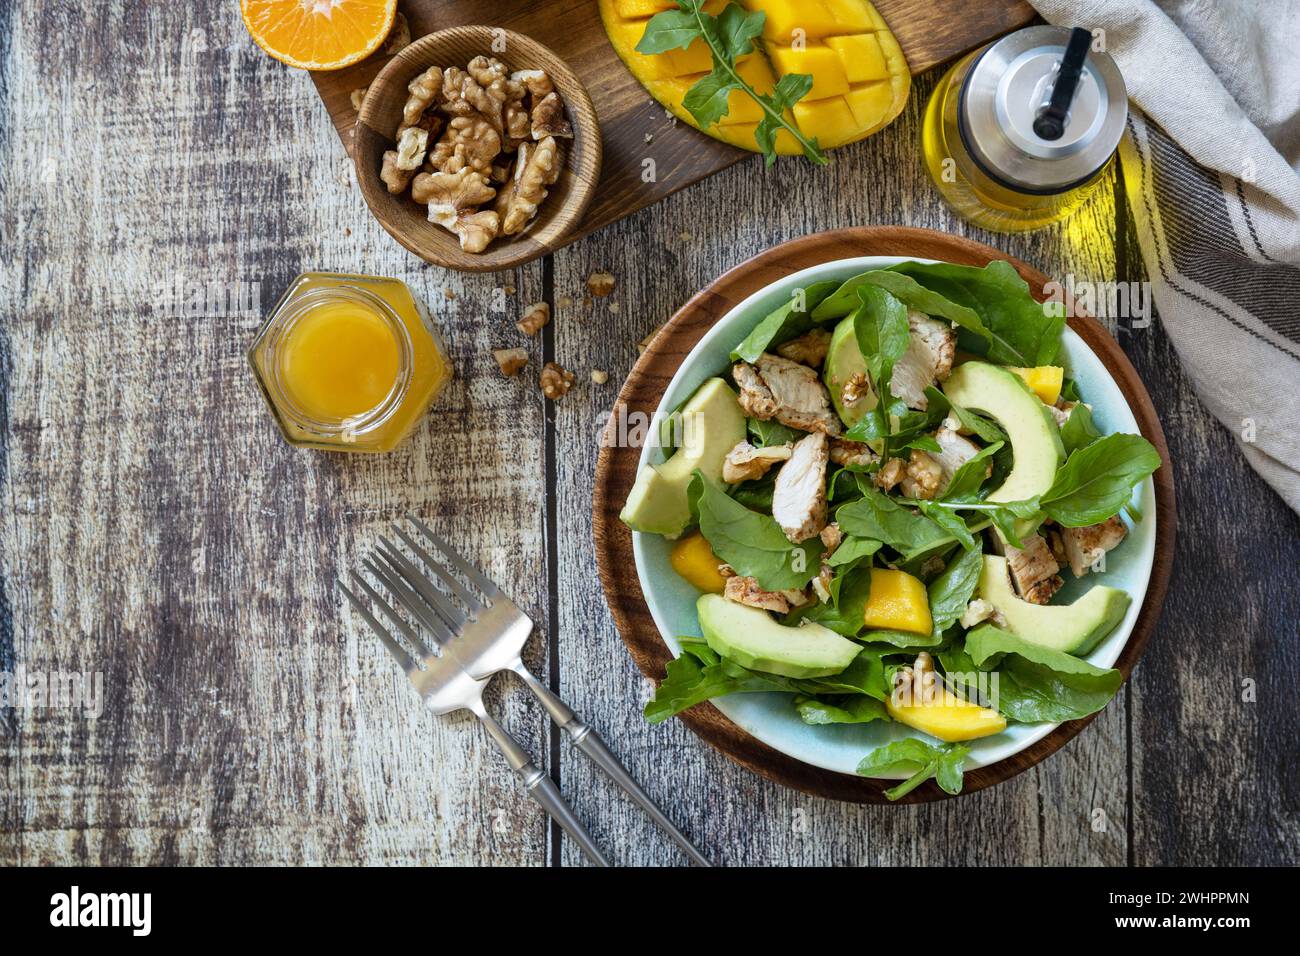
<box><xmin>540</xmin><ymin>362</ymin><xmax>575</xmax><ymax>400</ymax></box>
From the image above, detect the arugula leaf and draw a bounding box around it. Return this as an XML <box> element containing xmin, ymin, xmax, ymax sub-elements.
<box><xmin>917</xmin><ymin>501</ymin><xmax>977</xmax><ymax>550</ymax></box>
<box><xmin>925</xmin><ymin>547</ymin><xmax>984</xmax><ymax>636</ymax></box>
<box><xmin>645</xmin><ymin>639</ymin><xmax>892</xmax><ymax>724</ymax></box>
<box><xmin>1039</xmin><ymin>433</ymin><xmax>1160</xmax><ymax>527</ymax></box>
<box><xmin>689</xmin><ymin>472</ymin><xmax>821</xmax><ymax>589</ymax></box>
<box><xmin>813</xmin><ymin>269</ymin><xmax>987</xmax><ymax>337</ymax></box>
<box><xmin>940</xmin><ymin>440</ymin><xmax>1003</xmax><ymax>500</ymax></box>
<box><xmin>826</xmin><ymin>535</ymin><xmax>882</xmax><ymax>568</ymax></box>
<box><xmin>948</xmin><ymin>401</ymin><xmax>1008</xmax><ymax>444</ymax></box>
<box><xmin>747</xmin><ymin>417</ymin><xmax>798</xmax><ymax>447</ymax></box>
<box><xmin>836</xmin><ymin>486</ymin><xmax>952</xmax><ymax>554</ymax></box>
<box><xmin>730</xmin><ymin>279</ymin><xmax>840</xmax><ymax>363</ymax></box>
<box><xmin>799</xmin><ymin>565</ymin><xmax>872</xmax><ymax>634</ymax></box>
<box><xmin>856</xmin><ymin>738</ymin><xmax>970</xmax><ymax>800</ymax></box>
<box><xmin>941</xmin><ymin>647</ymin><xmax>1116</xmax><ymax>724</ymax></box>
<box><xmin>956</xmin><ymin>625</ymin><xmax>1124</xmax><ymax>721</ymax></box>
<box><xmin>1059</xmin><ymin>402</ymin><xmax>1103</xmax><ymax>455</ymax></box>
<box><xmin>638</xmin><ymin>1</ymin><xmax>825</xmax><ymax>166</ymax></box>
<box><xmin>888</xmin><ymin>259</ymin><xmax>1066</xmax><ymax>367</ymax></box>
<box><xmin>795</xmin><ymin>694</ymin><xmax>888</xmax><ymax>725</ymax></box>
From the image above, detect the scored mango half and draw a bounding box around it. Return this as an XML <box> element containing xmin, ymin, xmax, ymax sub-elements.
<box><xmin>600</xmin><ymin>0</ymin><xmax>910</xmax><ymax>155</ymax></box>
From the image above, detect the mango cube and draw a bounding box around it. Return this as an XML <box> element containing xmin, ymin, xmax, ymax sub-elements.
<box><xmin>886</xmin><ymin>686</ymin><xmax>1008</xmax><ymax>742</ymax></box>
<box><xmin>767</xmin><ymin>45</ymin><xmax>848</xmax><ymax>100</ymax></box>
<box><xmin>748</xmin><ymin>0</ymin><xmax>839</xmax><ymax>39</ymax></box>
<box><xmin>844</xmin><ymin>81</ymin><xmax>893</xmax><ymax>129</ymax></box>
<box><xmin>793</xmin><ymin>97</ymin><xmax>859</xmax><ymax>148</ymax></box>
<box><xmin>614</xmin><ymin>0</ymin><xmax>676</xmax><ymax>16</ymax></box>
<box><xmin>1009</xmin><ymin>366</ymin><xmax>1065</xmax><ymax>405</ymax></box>
<box><xmin>826</xmin><ymin>34</ymin><xmax>889</xmax><ymax>82</ymax></box>
<box><xmin>670</xmin><ymin>531</ymin><xmax>728</xmax><ymax>594</ymax></box>
<box><xmin>862</xmin><ymin>569</ymin><xmax>932</xmax><ymax>634</ymax></box>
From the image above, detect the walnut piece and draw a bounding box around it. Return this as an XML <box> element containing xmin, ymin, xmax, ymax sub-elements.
<box><xmin>395</xmin><ymin>126</ymin><xmax>429</xmax><ymax>170</ymax></box>
<box><xmin>443</xmin><ymin>56</ymin><xmax>516</xmax><ymax>133</ymax></box>
<box><xmin>540</xmin><ymin>362</ymin><xmax>576</xmax><ymax>400</ymax></box>
<box><xmin>413</xmin><ymin>151</ymin><xmax>497</xmax><ymax>226</ymax></box>
<box><xmin>591</xmin><ymin>369</ymin><xmax>609</xmax><ymax>385</ymax></box>
<box><xmin>402</xmin><ymin>66</ymin><xmax>443</xmax><ymax>131</ymax></box>
<box><xmin>451</xmin><ymin>210</ymin><xmax>500</xmax><ymax>253</ymax></box>
<box><xmin>380</xmin><ymin>150</ymin><xmax>414</xmax><ymax>194</ymax></box>
<box><xmin>493</xmin><ymin>347</ymin><xmax>529</xmax><ymax>377</ymax></box>
<box><xmin>511</xmin><ymin>69</ymin><xmax>554</xmax><ymax>98</ymax></box>
<box><xmin>530</xmin><ymin>91</ymin><xmax>573</xmax><ymax>140</ymax></box>
<box><xmin>516</xmin><ymin>302</ymin><xmax>551</xmax><ymax>336</ymax></box>
<box><xmin>587</xmin><ymin>271</ymin><xmax>615</xmax><ymax>297</ymax></box>
<box><xmin>427</xmin><ymin>115</ymin><xmax>501</xmax><ymax>174</ymax></box>
<box><xmin>495</xmin><ymin>136</ymin><xmax>561</xmax><ymax>236</ymax></box>
<box><xmin>350</xmin><ymin>86</ymin><xmax>368</xmax><ymax>111</ymax></box>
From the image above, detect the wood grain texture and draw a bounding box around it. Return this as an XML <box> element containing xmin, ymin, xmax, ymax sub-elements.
<box><xmin>354</xmin><ymin>27</ymin><xmax>602</xmax><ymax>272</ymax></box>
<box><xmin>590</xmin><ymin>225</ymin><xmax>1176</xmax><ymax>804</ymax></box>
<box><xmin>1</xmin><ymin>1</ymin><xmax>1297</xmax><ymax>867</ymax></box>
<box><xmin>312</xmin><ymin>0</ymin><xmax>1037</xmax><ymax>251</ymax></box>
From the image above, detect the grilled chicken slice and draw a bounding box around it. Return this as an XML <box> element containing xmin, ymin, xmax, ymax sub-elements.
<box><xmin>722</xmin><ymin>440</ymin><xmax>792</xmax><ymax>483</ymax></box>
<box><xmin>1048</xmin><ymin>400</ymin><xmax>1077</xmax><ymax>427</ymax></box>
<box><xmin>775</xmin><ymin>328</ymin><xmax>832</xmax><ymax>367</ymax></box>
<box><xmin>900</xmin><ymin>450</ymin><xmax>944</xmax><ymax>500</ymax></box>
<box><xmin>772</xmin><ymin>431</ymin><xmax>829</xmax><ymax>543</ymax></box>
<box><xmin>995</xmin><ymin>532</ymin><xmax>1064</xmax><ymax>605</ymax></box>
<box><xmin>931</xmin><ymin>426</ymin><xmax>986</xmax><ymax>493</ymax></box>
<box><xmin>733</xmin><ymin>354</ymin><xmax>842</xmax><ymax>436</ymax></box>
<box><xmin>724</xmin><ymin>575</ymin><xmax>807</xmax><ymax>615</ymax></box>
<box><xmin>829</xmin><ymin>438</ymin><xmax>877</xmax><ymax>468</ymax></box>
<box><xmin>889</xmin><ymin>311</ymin><xmax>957</xmax><ymax>411</ymax></box>
<box><xmin>1060</xmin><ymin>515</ymin><xmax>1128</xmax><ymax>577</ymax></box>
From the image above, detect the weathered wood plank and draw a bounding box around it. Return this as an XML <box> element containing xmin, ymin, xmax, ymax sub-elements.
<box><xmin>0</xmin><ymin>0</ymin><xmax>553</xmax><ymax>866</ymax></box>
<box><xmin>551</xmin><ymin>67</ymin><xmax>1130</xmax><ymax>866</ymax></box>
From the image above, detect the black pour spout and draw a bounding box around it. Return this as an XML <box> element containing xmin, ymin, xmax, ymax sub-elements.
<box><xmin>1033</xmin><ymin>27</ymin><xmax>1093</xmax><ymax>141</ymax></box>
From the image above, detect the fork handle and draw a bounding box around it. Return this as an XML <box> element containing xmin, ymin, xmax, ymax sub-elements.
<box><xmin>469</xmin><ymin>701</ymin><xmax>611</xmax><ymax>867</ymax></box>
<box><xmin>509</xmin><ymin>661</ymin><xmax>712</xmax><ymax>868</ymax></box>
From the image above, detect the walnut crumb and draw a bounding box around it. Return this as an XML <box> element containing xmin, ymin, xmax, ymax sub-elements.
<box><xmin>493</xmin><ymin>347</ymin><xmax>529</xmax><ymax>377</ymax></box>
<box><xmin>591</xmin><ymin>369</ymin><xmax>609</xmax><ymax>385</ymax></box>
<box><xmin>608</xmin><ymin>302</ymin><xmax>620</xmax><ymax>313</ymax></box>
<box><xmin>516</xmin><ymin>302</ymin><xmax>551</xmax><ymax>336</ymax></box>
<box><xmin>556</xmin><ymin>294</ymin><xmax>574</xmax><ymax>309</ymax></box>
<box><xmin>678</xmin><ymin>230</ymin><xmax>693</xmax><ymax>241</ymax></box>
<box><xmin>587</xmin><ymin>271</ymin><xmax>615</xmax><ymax>297</ymax></box>
<box><xmin>540</xmin><ymin>362</ymin><xmax>576</xmax><ymax>399</ymax></box>
<box><xmin>444</xmin><ymin>288</ymin><xmax>456</xmax><ymax>300</ymax></box>
<box><xmin>504</xmin><ymin>285</ymin><xmax>516</xmax><ymax>295</ymax></box>
<box><xmin>344</xmin><ymin>227</ymin><xmax>351</xmax><ymax>236</ymax></box>
<box><xmin>644</xmin><ymin>132</ymin><xmax>653</xmax><ymax>143</ymax></box>
<box><xmin>350</xmin><ymin>87</ymin><xmax>368</xmax><ymax>112</ymax></box>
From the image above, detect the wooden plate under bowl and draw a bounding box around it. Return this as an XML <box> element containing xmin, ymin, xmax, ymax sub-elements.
<box><xmin>592</xmin><ymin>226</ymin><xmax>1177</xmax><ymax>804</ymax></box>
<box><xmin>354</xmin><ymin>26</ymin><xmax>602</xmax><ymax>273</ymax></box>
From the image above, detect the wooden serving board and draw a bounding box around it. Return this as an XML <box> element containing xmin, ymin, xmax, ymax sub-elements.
<box><xmin>311</xmin><ymin>0</ymin><xmax>1036</xmax><ymax>247</ymax></box>
<box><xmin>591</xmin><ymin>226</ymin><xmax>1177</xmax><ymax>804</ymax></box>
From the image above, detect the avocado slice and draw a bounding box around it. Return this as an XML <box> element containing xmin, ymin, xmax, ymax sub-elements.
<box><xmin>941</xmin><ymin>361</ymin><xmax>1064</xmax><ymax>503</ymax></box>
<box><xmin>824</xmin><ymin>315</ymin><xmax>877</xmax><ymax>429</ymax></box>
<box><xmin>620</xmin><ymin>378</ymin><xmax>746</xmax><ymax>536</ymax></box>
<box><xmin>697</xmin><ymin>593</ymin><xmax>862</xmax><ymax>678</ymax></box>
<box><xmin>977</xmin><ymin>555</ymin><xmax>1130</xmax><ymax>655</ymax></box>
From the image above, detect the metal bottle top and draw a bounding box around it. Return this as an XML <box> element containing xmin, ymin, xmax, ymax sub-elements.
<box><xmin>959</xmin><ymin>25</ymin><xmax>1128</xmax><ymax>195</ymax></box>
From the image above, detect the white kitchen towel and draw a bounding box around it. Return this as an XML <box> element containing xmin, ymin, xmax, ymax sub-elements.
<box><xmin>1029</xmin><ymin>0</ymin><xmax>1300</xmax><ymax>514</ymax></box>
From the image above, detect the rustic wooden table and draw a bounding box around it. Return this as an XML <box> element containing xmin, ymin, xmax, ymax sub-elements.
<box><xmin>2</xmin><ymin>2</ymin><xmax>1296</xmax><ymax>867</ymax></box>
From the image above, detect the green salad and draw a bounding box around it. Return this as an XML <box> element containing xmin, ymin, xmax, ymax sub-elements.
<box><xmin>621</xmin><ymin>259</ymin><xmax>1161</xmax><ymax>799</ymax></box>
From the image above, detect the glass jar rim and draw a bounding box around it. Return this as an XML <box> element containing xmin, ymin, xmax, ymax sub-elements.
<box><xmin>263</xmin><ymin>285</ymin><xmax>414</xmax><ymax>439</ymax></box>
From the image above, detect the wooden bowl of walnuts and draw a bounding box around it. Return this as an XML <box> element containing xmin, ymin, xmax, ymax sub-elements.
<box><xmin>355</xmin><ymin>26</ymin><xmax>602</xmax><ymax>273</ymax></box>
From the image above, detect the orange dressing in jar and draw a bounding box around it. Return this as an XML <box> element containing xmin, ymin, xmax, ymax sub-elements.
<box><xmin>249</xmin><ymin>272</ymin><xmax>451</xmax><ymax>452</ymax></box>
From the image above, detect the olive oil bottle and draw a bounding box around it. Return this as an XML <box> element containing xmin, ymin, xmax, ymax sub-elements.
<box><xmin>922</xmin><ymin>26</ymin><xmax>1127</xmax><ymax>233</ymax></box>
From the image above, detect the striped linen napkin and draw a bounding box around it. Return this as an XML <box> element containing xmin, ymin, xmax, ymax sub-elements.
<box><xmin>1029</xmin><ymin>0</ymin><xmax>1300</xmax><ymax>513</ymax></box>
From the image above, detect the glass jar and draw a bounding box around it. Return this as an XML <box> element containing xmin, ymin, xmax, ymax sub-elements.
<box><xmin>921</xmin><ymin>26</ymin><xmax>1127</xmax><ymax>233</ymax></box>
<box><xmin>249</xmin><ymin>272</ymin><xmax>452</xmax><ymax>452</ymax></box>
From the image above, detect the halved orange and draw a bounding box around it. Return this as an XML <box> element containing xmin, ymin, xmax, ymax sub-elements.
<box><xmin>241</xmin><ymin>0</ymin><xmax>398</xmax><ymax>71</ymax></box>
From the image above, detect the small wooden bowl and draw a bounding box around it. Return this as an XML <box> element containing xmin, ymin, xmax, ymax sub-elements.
<box><xmin>354</xmin><ymin>26</ymin><xmax>602</xmax><ymax>273</ymax></box>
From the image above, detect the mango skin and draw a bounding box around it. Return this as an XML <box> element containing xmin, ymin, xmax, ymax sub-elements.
<box><xmin>599</xmin><ymin>0</ymin><xmax>910</xmax><ymax>155</ymax></box>
<box><xmin>862</xmin><ymin>569</ymin><xmax>932</xmax><ymax>635</ymax></box>
<box><xmin>886</xmin><ymin>686</ymin><xmax>1008</xmax><ymax>742</ymax></box>
<box><xmin>670</xmin><ymin>531</ymin><xmax>728</xmax><ymax>593</ymax></box>
<box><xmin>1008</xmin><ymin>366</ymin><xmax>1065</xmax><ymax>405</ymax></box>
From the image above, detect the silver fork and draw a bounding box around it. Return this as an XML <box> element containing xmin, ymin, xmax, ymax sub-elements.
<box><xmin>345</xmin><ymin>515</ymin><xmax>711</xmax><ymax>867</ymax></box>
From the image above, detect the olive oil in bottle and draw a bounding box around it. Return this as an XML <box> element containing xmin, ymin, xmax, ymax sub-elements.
<box><xmin>922</xmin><ymin>26</ymin><xmax>1127</xmax><ymax>233</ymax></box>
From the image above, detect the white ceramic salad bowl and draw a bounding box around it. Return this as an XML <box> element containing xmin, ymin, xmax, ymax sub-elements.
<box><xmin>628</xmin><ymin>254</ymin><xmax>1160</xmax><ymax>780</ymax></box>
